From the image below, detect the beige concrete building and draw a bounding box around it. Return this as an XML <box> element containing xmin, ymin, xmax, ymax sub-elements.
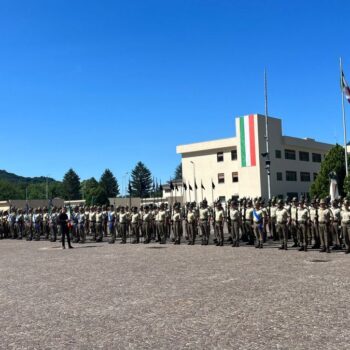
<box><xmin>177</xmin><ymin>114</ymin><xmax>333</xmax><ymax>203</ymax></box>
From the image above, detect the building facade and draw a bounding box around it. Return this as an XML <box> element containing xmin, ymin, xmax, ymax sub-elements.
<box><xmin>177</xmin><ymin>114</ymin><xmax>333</xmax><ymax>203</ymax></box>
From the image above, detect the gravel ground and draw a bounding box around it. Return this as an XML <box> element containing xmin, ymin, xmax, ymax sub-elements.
<box><xmin>1</xmin><ymin>239</ymin><xmax>350</xmax><ymax>350</ymax></box>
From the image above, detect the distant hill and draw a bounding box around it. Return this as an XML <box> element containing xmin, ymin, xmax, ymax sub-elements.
<box><xmin>0</xmin><ymin>170</ymin><xmax>57</xmax><ymax>184</ymax></box>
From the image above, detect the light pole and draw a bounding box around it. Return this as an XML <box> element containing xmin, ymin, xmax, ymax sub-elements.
<box><xmin>190</xmin><ymin>161</ymin><xmax>197</xmax><ymax>203</ymax></box>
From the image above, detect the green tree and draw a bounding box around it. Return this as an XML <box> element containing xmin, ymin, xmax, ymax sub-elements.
<box><xmin>0</xmin><ymin>180</ymin><xmax>23</xmax><ymax>200</ymax></box>
<box><xmin>310</xmin><ymin>144</ymin><xmax>347</xmax><ymax>198</ymax></box>
<box><xmin>62</xmin><ymin>169</ymin><xmax>81</xmax><ymax>200</ymax></box>
<box><xmin>174</xmin><ymin>163</ymin><xmax>182</xmax><ymax>180</ymax></box>
<box><xmin>130</xmin><ymin>162</ymin><xmax>153</xmax><ymax>198</ymax></box>
<box><xmin>82</xmin><ymin>178</ymin><xmax>109</xmax><ymax>206</ymax></box>
<box><xmin>99</xmin><ymin>169</ymin><xmax>119</xmax><ymax>198</ymax></box>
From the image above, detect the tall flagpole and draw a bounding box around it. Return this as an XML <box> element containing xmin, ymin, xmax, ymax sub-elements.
<box><xmin>264</xmin><ymin>69</ymin><xmax>272</xmax><ymax>199</ymax></box>
<box><xmin>340</xmin><ymin>57</ymin><xmax>349</xmax><ymax>176</ymax></box>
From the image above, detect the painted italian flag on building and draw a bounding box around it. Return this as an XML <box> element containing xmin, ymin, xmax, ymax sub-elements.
<box><xmin>239</xmin><ymin>115</ymin><xmax>256</xmax><ymax>167</ymax></box>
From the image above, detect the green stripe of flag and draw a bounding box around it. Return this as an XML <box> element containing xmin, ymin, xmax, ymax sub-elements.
<box><xmin>240</xmin><ymin>117</ymin><xmax>246</xmax><ymax>167</ymax></box>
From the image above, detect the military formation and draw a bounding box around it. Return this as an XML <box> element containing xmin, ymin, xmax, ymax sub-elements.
<box><xmin>1</xmin><ymin>196</ymin><xmax>350</xmax><ymax>254</ymax></box>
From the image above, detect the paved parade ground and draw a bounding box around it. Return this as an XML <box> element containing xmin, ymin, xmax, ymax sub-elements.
<box><xmin>1</xmin><ymin>240</ymin><xmax>350</xmax><ymax>350</ymax></box>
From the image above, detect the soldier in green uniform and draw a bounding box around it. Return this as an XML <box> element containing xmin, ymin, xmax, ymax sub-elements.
<box><xmin>297</xmin><ymin>200</ymin><xmax>309</xmax><ymax>251</ymax></box>
<box><xmin>229</xmin><ymin>200</ymin><xmax>240</xmax><ymax>247</ymax></box>
<box><xmin>318</xmin><ymin>199</ymin><xmax>333</xmax><ymax>253</ymax></box>
<box><xmin>186</xmin><ymin>204</ymin><xmax>197</xmax><ymax>245</ymax></box>
<box><xmin>199</xmin><ymin>200</ymin><xmax>210</xmax><ymax>245</ymax></box>
<box><xmin>341</xmin><ymin>199</ymin><xmax>350</xmax><ymax>254</ymax></box>
<box><xmin>276</xmin><ymin>199</ymin><xmax>290</xmax><ymax>250</ymax></box>
<box><xmin>131</xmin><ymin>207</ymin><xmax>140</xmax><ymax>244</ymax></box>
<box><xmin>215</xmin><ymin>202</ymin><xmax>225</xmax><ymax>246</ymax></box>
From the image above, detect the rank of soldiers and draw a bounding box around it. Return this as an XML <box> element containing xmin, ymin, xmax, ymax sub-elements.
<box><xmin>1</xmin><ymin>196</ymin><xmax>350</xmax><ymax>254</ymax></box>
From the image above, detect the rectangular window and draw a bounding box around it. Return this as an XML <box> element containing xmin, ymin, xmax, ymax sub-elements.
<box><xmin>312</xmin><ymin>153</ymin><xmax>322</xmax><ymax>163</ymax></box>
<box><xmin>217</xmin><ymin>152</ymin><xmax>224</xmax><ymax>162</ymax></box>
<box><xmin>285</xmin><ymin>149</ymin><xmax>296</xmax><ymax>160</ymax></box>
<box><xmin>300</xmin><ymin>172</ymin><xmax>311</xmax><ymax>182</ymax></box>
<box><xmin>231</xmin><ymin>149</ymin><xmax>237</xmax><ymax>161</ymax></box>
<box><xmin>313</xmin><ymin>173</ymin><xmax>318</xmax><ymax>181</ymax></box>
<box><xmin>218</xmin><ymin>173</ymin><xmax>225</xmax><ymax>184</ymax></box>
<box><xmin>232</xmin><ymin>172</ymin><xmax>239</xmax><ymax>183</ymax></box>
<box><xmin>275</xmin><ymin>150</ymin><xmax>281</xmax><ymax>159</ymax></box>
<box><xmin>299</xmin><ymin>151</ymin><xmax>310</xmax><ymax>162</ymax></box>
<box><xmin>276</xmin><ymin>172</ymin><xmax>283</xmax><ymax>181</ymax></box>
<box><xmin>286</xmin><ymin>171</ymin><xmax>297</xmax><ymax>181</ymax></box>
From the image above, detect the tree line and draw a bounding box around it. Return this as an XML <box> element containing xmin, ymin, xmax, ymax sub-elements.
<box><xmin>0</xmin><ymin>161</ymin><xmax>174</xmax><ymax>206</ymax></box>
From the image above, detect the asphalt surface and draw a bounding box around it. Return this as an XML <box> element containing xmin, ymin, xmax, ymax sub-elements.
<box><xmin>1</xmin><ymin>239</ymin><xmax>350</xmax><ymax>350</ymax></box>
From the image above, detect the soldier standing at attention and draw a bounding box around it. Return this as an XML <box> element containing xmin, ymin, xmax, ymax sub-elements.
<box><xmin>199</xmin><ymin>200</ymin><xmax>210</xmax><ymax>245</ymax></box>
<box><xmin>172</xmin><ymin>204</ymin><xmax>182</xmax><ymax>245</ymax></box>
<box><xmin>84</xmin><ymin>206</ymin><xmax>90</xmax><ymax>239</ymax></box>
<box><xmin>142</xmin><ymin>206</ymin><xmax>152</xmax><ymax>244</ymax></box>
<box><xmin>33</xmin><ymin>208</ymin><xmax>42</xmax><ymax>241</ymax></box>
<box><xmin>229</xmin><ymin>200</ymin><xmax>240</xmax><ymax>247</ymax></box>
<box><xmin>318</xmin><ymin>199</ymin><xmax>333</xmax><ymax>253</ymax></box>
<box><xmin>297</xmin><ymin>200</ymin><xmax>310</xmax><ymax>251</ymax></box>
<box><xmin>107</xmin><ymin>206</ymin><xmax>116</xmax><ymax>244</ymax></box>
<box><xmin>290</xmin><ymin>198</ymin><xmax>299</xmax><ymax>248</ymax></box>
<box><xmin>340</xmin><ymin>199</ymin><xmax>350</xmax><ymax>254</ymax></box>
<box><xmin>78</xmin><ymin>207</ymin><xmax>86</xmax><ymax>243</ymax></box>
<box><xmin>186</xmin><ymin>204</ymin><xmax>197</xmax><ymax>245</ymax></box>
<box><xmin>330</xmin><ymin>200</ymin><xmax>341</xmax><ymax>250</ymax></box>
<box><xmin>89</xmin><ymin>207</ymin><xmax>96</xmax><ymax>241</ymax></box>
<box><xmin>102</xmin><ymin>205</ymin><xmax>108</xmax><ymax>238</ymax></box>
<box><xmin>252</xmin><ymin>200</ymin><xmax>265</xmax><ymax>248</ymax></box>
<box><xmin>245</xmin><ymin>200</ymin><xmax>254</xmax><ymax>245</ymax></box>
<box><xmin>8</xmin><ymin>208</ymin><xmax>16</xmax><ymax>239</ymax></box>
<box><xmin>275</xmin><ymin>199</ymin><xmax>290</xmax><ymax>250</ymax></box>
<box><xmin>215</xmin><ymin>202</ymin><xmax>225</xmax><ymax>246</ymax></box>
<box><xmin>156</xmin><ymin>203</ymin><xmax>166</xmax><ymax>244</ymax></box>
<box><xmin>15</xmin><ymin>209</ymin><xmax>24</xmax><ymax>240</ymax></box>
<box><xmin>95</xmin><ymin>207</ymin><xmax>103</xmax><ymax>242</ymax></box>
<box><xmin>270</xmin><ymin>198</ymin><xmax>278</xmax><ymax>241</ymax></box>
<box><xmin>130</xmin><ymin>207</ymin><xmax>140</xmax><ymax>244</ymax></box>
<box><xmin>309</xmin><ymin>199</ymin><xmax>320</xmax><ymax>249</ymax></box>
<box><xmin>24</xmin><ymin>208</ymin><xmax>33</xmax><ymax>241</ymax></box>
<box><xmin>119</xmin><ymin>206</ymin><xmax>128</xmax><ymax>244</ymax></box>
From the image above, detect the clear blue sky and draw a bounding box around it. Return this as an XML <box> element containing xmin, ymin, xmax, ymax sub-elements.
<box><xmin>0</xmin><ymin>0</ymin><xmax>349</xmax><ymax>191</ymax></box>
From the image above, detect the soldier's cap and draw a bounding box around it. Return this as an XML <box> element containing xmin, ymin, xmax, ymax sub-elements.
<box><xmin>144</xmin><ymin>206</ymin><xmax>149</xmax><ymax>210</ymax></box>
<box><xmin>292</xmin><ymin>197</ymin><xmax>297</xmax><ymax>202</ymax></box>
<box><xmin>277</xmin><ymin>199</ymin><xmax>284</xmax><ymax>205</ymax></box>
<box><xmin>320</xmin><ymin>199</ymin><xmax>326</xmax><ymax>204</ymax></box>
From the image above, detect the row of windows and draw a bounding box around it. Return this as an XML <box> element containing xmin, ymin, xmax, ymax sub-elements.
<box><xmin>216</xmin><ymin>149</ymin><xmax>322</xmax><ymax>163</ymax></box>
<box><xmin>217</xmin><ymin>150</ymin><xmax>237</xmax><ymax>162</ymax></box>
<box><xmin>218</xmin><ymin>172</ymin><xmax>239</xmax><ymax>184</ymax></box>
<box><xmin>275</xmin><ymin>149</ymin><xmax>322</xmax><ymax>163</ymax></box>
<box><xmin>276</xmin><ymin>171</ymin><xmax>317</xmax><ymax>182</ymax></box>
<box><xmin>216</xmin><ymin>171</ymin><xmax>317</xmax><ymax>184</ymax></box>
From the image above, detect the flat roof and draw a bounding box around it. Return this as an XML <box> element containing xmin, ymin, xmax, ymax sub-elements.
<box><xmin>177</xmin><ymin>137</ymin><xmax>236</xmax><ymax>154</ymax></box>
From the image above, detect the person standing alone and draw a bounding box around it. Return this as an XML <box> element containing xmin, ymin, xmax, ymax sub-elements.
<box><xmin>58</xmin><ymin>207</ymin><xmax>74</xmax><ymax>249</ymax></box>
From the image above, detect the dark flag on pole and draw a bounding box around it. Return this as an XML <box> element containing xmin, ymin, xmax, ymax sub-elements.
<box><xmin>212</xmin><ymin>181</ymin><xmax>215</xmax><ymax>190</ymax></box>
<box><xmin>159</xmin><ymin>184</ymin><xmax>163</xmax><ymax>192</ymax></box>
<box><xmin>201</xmin><ymin>181</ymin><xmax>205</xmax><ymax>190</ymax></box>
<box><xmin>189</xmin><ymin>184</ymin><xmax>193</xmax><ymax>191</ymax></box>
<box><xmin>341</xmin><ymin>70</ymin><xmax>350</xmax><ymax>103</ymax></box>
<box><xmin>183</xmin><ymin>182</ymin><xmax>187</xmax><ymax>191</ymax></box>
<box><xmin>175</xmin><ymin>184</ymin><xmax>178</xmax><ymax>191</ymax></box>
<box><xmin>170</xmin><ymin>181</ymin><xmax>175</xmax><ymax>190</ymax></box>
<box><xmin>195</xmin><ymin>181</ymin><xmax>198</xmax><ymax>190</ymax></box>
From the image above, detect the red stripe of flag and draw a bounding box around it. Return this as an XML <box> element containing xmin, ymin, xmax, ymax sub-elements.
<box><xmin>249</xmin><ymin>114</ymin><xmax>256</xmax><ymax>166</ymax></box>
